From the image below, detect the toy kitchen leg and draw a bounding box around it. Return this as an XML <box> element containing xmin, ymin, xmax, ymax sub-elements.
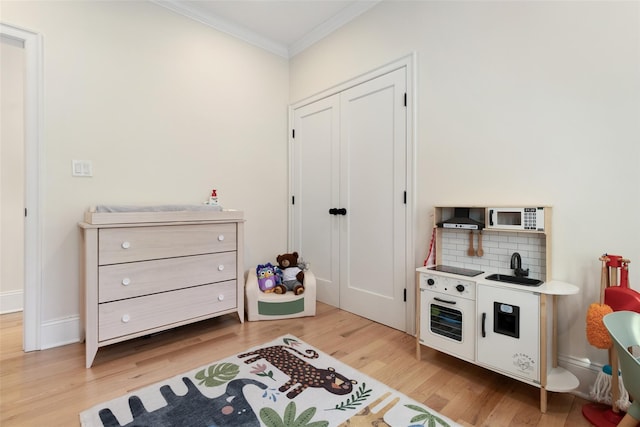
<box><xmin>540</xmin><ymin>293</ymin><xmax>548</xmax><ymax>413</ymax></box>
<box><xmin>542</xmin><ymin>293</ymin><xmax>580</xmax><ymax>413</ymax></box>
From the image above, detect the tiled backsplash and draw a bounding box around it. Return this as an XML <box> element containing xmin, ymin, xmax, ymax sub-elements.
<box><xmin>439</xmin><ymin>229</ymin><xmax>546</xmax><ymax>281</ymax></box>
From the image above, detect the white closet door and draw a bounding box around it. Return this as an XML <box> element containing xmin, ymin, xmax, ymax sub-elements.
<box><xmin>338</xmin><ymin>68</ymin><xmax>407</xmax><ymax>331</ymax></box>
<box><xmin>291</xmin><ymin>67</ymin><xmax>407</xmax><ymax>331</ymax></box>
<box><xmin>291</xmin><ymin>95</ymin><xmax>340</xmax><ymax>307</ymax></box>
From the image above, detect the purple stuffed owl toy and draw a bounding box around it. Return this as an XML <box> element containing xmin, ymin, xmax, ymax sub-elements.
<box><xmin>256</xmin><ymin>263</ymin><xmax>281</xmax><ymax>293</ymax></box>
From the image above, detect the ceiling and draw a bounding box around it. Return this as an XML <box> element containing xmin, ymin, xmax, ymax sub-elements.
<box><xmin>152</xmin><ymin>0</ymin><xmax>381</xmax><ymax>58</ymax></box>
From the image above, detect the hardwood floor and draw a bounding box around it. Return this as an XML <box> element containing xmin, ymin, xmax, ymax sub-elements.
<box><xmin>1</xmin><ymin>303</ymin><xmax>593</xmax><ymax>426</ymax></box>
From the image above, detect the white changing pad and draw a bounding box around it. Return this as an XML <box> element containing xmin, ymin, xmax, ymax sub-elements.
<box><xmin>93</xmin><ymin>204</ymin><xmax>222</xmax><ymax>213</ymax></box>
<box><xmin>83</xmin><ymin>205</ymin><xmax>242</xmax><ymax>225</ymax></box>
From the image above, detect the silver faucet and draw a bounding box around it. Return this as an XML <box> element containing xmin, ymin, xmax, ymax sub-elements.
<box><xmin>510</xmin><ymin>252</ymin><xmax>529</xmax><ymax>277</ymax></box>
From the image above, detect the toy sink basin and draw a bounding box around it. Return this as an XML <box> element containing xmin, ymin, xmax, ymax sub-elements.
<box><xmin>486</xmin><ymin>274</ymin><xmax>543</xmax><ymax>287</ymax></box>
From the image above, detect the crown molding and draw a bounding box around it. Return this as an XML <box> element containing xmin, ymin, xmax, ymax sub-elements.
<box><xmin>150</xmin><ymin>0</ymin><xmax>381</xmax><ymax>59</ymax></box>
<box><xmin>289</xmin><ymin>1</ymin><xmax>381</xmax><ymax>57</ymax></box>
<box><xmin>151</xmin><ymin>0</ymin><xmax>290</xmax><ymax>58</ymax></box>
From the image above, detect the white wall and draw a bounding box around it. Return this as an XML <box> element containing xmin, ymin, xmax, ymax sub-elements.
<box><xmin>1</xmin><ymin>1</ymin><xmax>290</xmax><ymax>344</ymax></box>
<box><xmin>290</xmin><ymin>0</ymin><xmax>640</xmax><ymax>395</ymax></box>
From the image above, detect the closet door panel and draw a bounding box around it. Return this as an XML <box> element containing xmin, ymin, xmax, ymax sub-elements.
<box><xmin>339</xmin><ymin>68</ymin><xmax>407</xmax><ymax>331</ymax></box>
<box><xmin>291</xmin><ymin>95</ymin><xmax>340</xmax><ymax>307</ymax></box>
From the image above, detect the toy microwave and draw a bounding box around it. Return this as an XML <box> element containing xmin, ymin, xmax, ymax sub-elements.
<box><xmin>486</xmin><ymin>207</ymin><xmax>545</xmax><ymax>231</ymax></box>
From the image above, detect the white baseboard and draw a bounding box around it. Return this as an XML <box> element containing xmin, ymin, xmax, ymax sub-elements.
<box><xmin>40</xmin><ymin>315</ymin><xmax>82</xmax><ymax>350</ymax></box>
<box><xmin>558</xmin><ymin>354</ymin><xmax>602</xmax><ymax>400</ymax></box>
<box><xmin>0</xmin><ymin>289</ymin><xmax>24</xmax><ymax>314</ymax></box>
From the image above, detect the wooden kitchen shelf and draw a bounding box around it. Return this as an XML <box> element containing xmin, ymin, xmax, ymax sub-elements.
<box><xmin>547</xmin><ymin>367</ymin><xmax>580</xmax><ymax>392</ymax></box>
<box><xmin>537</xmin><ymin>280</ymin><xmax>581</xmax><ymax>295</ymax></box>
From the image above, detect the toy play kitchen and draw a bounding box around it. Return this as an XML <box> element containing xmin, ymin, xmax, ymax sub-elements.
<box><xmin>416</xmin><ymin>205</ymin><xmax>579</xmax><ymax>414</ymax></box>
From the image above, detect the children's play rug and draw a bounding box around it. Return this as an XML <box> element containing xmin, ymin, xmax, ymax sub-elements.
<box><xmin>80</xmin><ymin>335</ymin><xmax>460</xmax><ymax>427</ymax></box>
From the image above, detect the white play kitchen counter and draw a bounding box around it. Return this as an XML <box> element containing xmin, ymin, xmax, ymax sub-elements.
<box><xmin>415</xmin><ymin>205</ymin><xmax>579</xmax><ymax>413</ymax></box>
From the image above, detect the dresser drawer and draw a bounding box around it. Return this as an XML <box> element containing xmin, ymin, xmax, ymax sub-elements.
<box><xmin>98</xmin><ymin>252</ymin><xmax>236</xmax><ymax>303</ymax></box>
<box><xmin>98</xmin><ymin>280</ymin><xmax>237</xmax><ymax>341</ymax></box>
<box><xmin>98</xmin><ymin>223</ymin><xmax>237</xmax><ymax>265</ymax></box>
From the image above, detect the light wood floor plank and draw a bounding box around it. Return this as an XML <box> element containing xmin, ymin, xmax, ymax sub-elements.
<box><xmin>0</xmin><ymin>304</ymin><xmax>594</xmax><ymax>426</ymax></box>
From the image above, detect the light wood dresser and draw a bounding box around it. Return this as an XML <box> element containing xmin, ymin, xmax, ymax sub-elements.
<box><xmin>79</xmin><ymin>209</ymin><xmax>244</xmax><ymax>368</ymax></box>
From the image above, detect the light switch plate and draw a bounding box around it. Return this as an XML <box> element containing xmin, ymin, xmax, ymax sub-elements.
<box><xmin>72</xmin><ymin>160</ymin><xmax>93</xmax><ymax>177</ymax></box>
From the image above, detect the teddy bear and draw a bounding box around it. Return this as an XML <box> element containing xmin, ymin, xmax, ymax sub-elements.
<box><xmin>274</xmin><ymin>252</ymin><xmax>305</xmax><ymax>295</ymax></box>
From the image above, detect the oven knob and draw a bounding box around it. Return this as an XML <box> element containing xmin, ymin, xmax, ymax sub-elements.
<box><xmin>427</xmin><ymin>278</ymin><xmax>435</xmax><ymax>286</ymax></box>
<box><xmin>456</xmin><ymin>284</ymin><xmax>465</xmax><ymax>293</ymax></box>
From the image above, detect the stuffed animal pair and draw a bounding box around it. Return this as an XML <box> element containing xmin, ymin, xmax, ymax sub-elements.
<box><xmin>256</xmin><ymin>252</ymin><xmax>306</xmax><ymax>295</ymax></box>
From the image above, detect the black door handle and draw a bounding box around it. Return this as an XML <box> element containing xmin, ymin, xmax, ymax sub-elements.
<box><xmin>329</xmin><ymin>208</ymin><xmax>337</xmax><ymax>215</ymax></box>
<box><xmin>482</xmin><ymin>312</ymin><xmax>487</xmax><ymax>337</ymax></box>
<box><xmin>434</xmin><ymin>297</ymin><xmax>457</xmax><ymax>305</ymax></box>
<box><xmin>337</xmin><ymin>208</ymin><xmax>347</xmax><ymax>215</ymax></box>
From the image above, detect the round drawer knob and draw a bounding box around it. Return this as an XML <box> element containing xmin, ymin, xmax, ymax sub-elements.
<box><xmin>218</xmin><ymin>294</ymin><xmax>224</xmax><ymax>301</ymax></box>
<box><xmin>121</xmin><ymin>241</ymin><xmax>131</xmax><ymax>249</ymax></box>
<box><xmin>218</xmin><ymin>265</ymin><xmax>225</xmax><ymax>271</ymax></box>
<box><xmin>121</xmin><ymin>314</ymin><xmax>130</xmax><ymax>323</ymax></box>
<box><xmin>122</xmin><ymin>278</ymin><xmax>131</xmax><ymax>286</ymax></box>
<box><xmin>217</xmin><ymin>234</ymin><xmax>225</xmax><ymax>242</ymax></box>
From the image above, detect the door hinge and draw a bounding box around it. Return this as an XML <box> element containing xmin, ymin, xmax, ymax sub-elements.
<box><xmin>403</xmin><ymin>191</ymin><xmax>407</xmax><ymax>204</ymax></box>
<box><xmin>404</xmin><ymin>93</ymin><xmax>407</xmax><ymax>107</ymax></box>
<box><xmin>292</xmin><ymin>196</ymin><xmax>295</xmax><ymax>205</ymax></box>
<box><xmin>404</xmin><ymin>288</ymin><xmax>407</xmax><ymax>302</ymax></box>
<box><xmin>292</xmin><ymin>129</ymin><xmax>295</xmax><ymax>139</ymax></box>
<box><xmin>25</xmin><ymin>208</ymin><xmax>27</xmax><ymax>217</ymax></box>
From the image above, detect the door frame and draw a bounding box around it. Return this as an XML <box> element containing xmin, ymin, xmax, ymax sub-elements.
<box><xmin>1</xmin><ymin>23</ymin><xmax>43</xmax><ymax>351</ymax></box>
<box><xmin>288</xmin><ymin>53</ymin><xmax>417</xmax><ymax>334</ymax></box>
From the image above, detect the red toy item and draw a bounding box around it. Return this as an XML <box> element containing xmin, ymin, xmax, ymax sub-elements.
<box><xmin>208</xmin><ymin>189</ymin><xmax>219</xmax><ymax>206</ymax></box>
<box><xmin>604</xmin><ymin>258</ymin><xmax>639</xmax><ymax>312</ymax></box>
<box><xmin>583</xmin><ymin>255</ymin><xmax>640</xmax><ymax>427</ymax></box>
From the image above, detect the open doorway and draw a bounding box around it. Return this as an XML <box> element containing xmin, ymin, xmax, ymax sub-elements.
<box><xmin>1</xmin><ymin>35</ymin><xmax>25</xmax><ymax>316</ymax></box>
<box><xmin>0</xmin><ymin>23</ymin><xmax>43</xmax><ymax>352</ymax></box>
